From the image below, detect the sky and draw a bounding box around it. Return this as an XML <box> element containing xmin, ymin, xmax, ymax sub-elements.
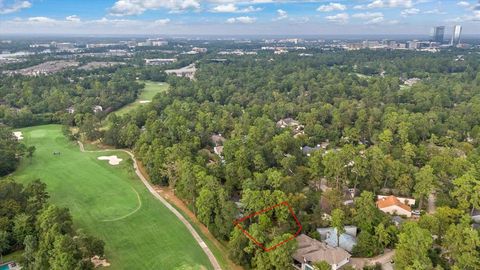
<box><xmin>0</xmin><ymin>0</ymin><xmax>479</xmax><ymax>36</ymax></box>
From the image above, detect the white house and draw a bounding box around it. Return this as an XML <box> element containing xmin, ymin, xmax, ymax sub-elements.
<box><xmin>376</xmin><ymin>195</ymin><xmax>412</xmax><ymax>217</ymax></box>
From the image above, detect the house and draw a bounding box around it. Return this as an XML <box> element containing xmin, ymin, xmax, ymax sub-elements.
<box><xmin>403</xmin><ymin>78</ymin><xmax>421</xmax><ymax>87</ymax></box>
<box><xmin>276</xmin><ymin>118</ymin><xmax>304</xmax><ymax>136</ymax></box>
<box><xmin>66</xmin><ymin>106</ymin><xmax>75</xmax><ymax>114</ymax></box>
<box><xmin>211</xmin><ymin>134</ymin><xmax>226</xmax><ymax>146</ymax></box>
<box><xmin>377</xmin><ymin>195</ymin><xmax>415</xmax><ymax>206</ymax></box>
<box><xmin>301</xmin><ymin>145</ymin><xmax>322</xmax><ymax>156</ymax></box>
<box><xmin>93</xmin><ymin>105</ymin><xmax>103</xmax><ymax>113</ymax></box>
<box><xmin>376</xmin><ymin>195</ymin><xmax>413</xmax><ymax>217</ymax></box>
<box><xmin>214</xmin><ymin>146</ymin><xmax>224</xmax><ymax>156</ymax></box>
<box><xmin>293</xmin><ymin>234</ymin><xmax>351</xmax><ymax>270</ymax></box>
<box><xmin>317</xmin><ymin>226</ymin><xmax>358</xmax><ymax>252</ymax></box>
<box><xmin>276</xmin><ymin>118</ymin><xmax>301</xmax><ymax>128</ymax></box>
<box><xmin>472</xmin><ymin>209</ymin><xmax>480</xmax><ymax>224</ymax></box>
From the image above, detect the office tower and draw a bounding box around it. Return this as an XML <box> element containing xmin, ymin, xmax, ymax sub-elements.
<box><xmin>451</xmin><ymin>25</ymin><xmax>462</xmax><ymax>46</ymax></box>
<box><xmin>430</xmin><ymin>26</ymin><xmax>445</xmax><ymax>43</ymax></box>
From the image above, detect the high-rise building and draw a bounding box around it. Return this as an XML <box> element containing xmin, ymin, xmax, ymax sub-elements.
<box><xmin>451</xmin><ymin>25</ymin><xmax>462</xmax><ymax>46</ymax></box>
<box><xmin>430</xmin><ymin>26</ymin><xmax>445</xmax><ymax>43</ymax></box>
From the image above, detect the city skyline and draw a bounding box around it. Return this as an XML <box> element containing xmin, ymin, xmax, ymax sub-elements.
<box><xmin>0</xmin><ymin>0</ymin><xmax>479</xmax><ymax>35</ymax></box>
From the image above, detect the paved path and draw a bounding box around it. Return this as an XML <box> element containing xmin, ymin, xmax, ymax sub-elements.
<box><xmin>369</xmin><ymin>249</ymin><xmax>395</xmax><ymax>265</ymax></box>
<box><xmin>78</xmin><ymin>141</ymin><xmax>222</xmax><ymax>270</ymax></box>
<box><xmin>349</xmin><ymin>249</ymin><xmax>395</xmax><ymax>270</ymax></box>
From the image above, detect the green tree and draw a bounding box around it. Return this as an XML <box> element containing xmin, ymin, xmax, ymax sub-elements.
<box><xmin>0</xmin><ymin>230</ymin><xmax>9</xmax><ymax>263</ymax></box>
<box><xmin>374</xmin><ymin>223</ymin><xmax>391</xmax><ymax>250</ymax></box>
<box><xmin>22</xmin><ymin>235</ymin><xmax>37</xmax><ymax>268</ymax></box>
<box><xmin>354</xmin><ymin>191</ymin><xmax>382</xmax><ymax>233</ymax></box>
<box><xmin>49</xmin><ymin>235</ymin><xmax>80</xmax><ymax>270</ymax></box>
<box><xmin>313</xmin><ymin>260</ymin><xmax>331</xmax><ymax>270</ymax></box>
<box><xmin>451</xmin><ymin>170</ymin><xmax>480</xmax><ymax>214</ymax></box>
<box><xmin>444</xmin><ymin>217</ymin><xmax>480</xmax><ymax>269</ymax></box>
<box><xmin>331</xmin><ymin>208</ymin><xmax>345</xmax><ymax>247</ymax></box>
<box><xmin>414</xmin><ymin>165</ymin><xmax>436</xmax><ymax>210</ymax></box>
<box><xmin>26</xmin><ymin>145</ymin><xmax>36</xmax><ymax>159</ymax></box>
<box><xmin>395</xmin><ymin>222</ymin><xmax>433</xmax><ymax>270</ymax></box>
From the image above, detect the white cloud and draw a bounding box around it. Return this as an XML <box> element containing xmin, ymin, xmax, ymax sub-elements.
<box><xmin>355</xmin><ymin>0</ymin><xmax>413</xmax><ymax>10</ymax></box>
<box><xmin>401</xmin><ymin>8</ymin><xmax>420</xmax><ymax>16</ymax></box>
<box><xmin>153</xmin><ymin>18</ymin><xmax>171</xmax><ymax>25</ymax></box>
<box><xmin>66</xmin><ymin>15</ymin><xmax>81</xmax><ymax>22</ymax></box>
<box><xmin>317</xmin><ymin>2</ymin><xmax>346</xmax><ymax>12</ymax></box>
<box><xmin>0</xmin><ymin>0</ymin><xmax>31</xmax><ymax>14</ymax></box>
<box><xmin>226</xmin><ymin>16</ymin><xmax>256</xmax><ymax>24</ymax></box>
<box><xmin>28</xmin><ymin>16</ymin><xmax>57</xmax><ymax>23</ymax></box>
<box><xmin>211</xmin><ymin>3</ymin><xmax>261</xmax><ymax>13</ymax></box>
<box><xmin>212</xmin><ymin>3</ymin><xmax>237</xmax><ymax>12</ymax></box>
<box><xmin>352</xmin><ymin>12</ymin><xmax>385</xmax><ymax>24</ymax></box>
<box><xmin>276</xmin><ymin>9</ymin><xmax>288</xmax><ymax>20</ymax></box>
<box><xmin>457</xmin><ymin>1</ymin><xmax>471</xmax><ymax>8</ymax></box>
<box><xmin>352</xmin><ymin>12</ymin><xmax>383</xmax><ymax>19</ymax></box>
<box><xmin>110</xmin><ymin>0</ymin><xmax>200</xmax><ymax>16</ymax></box>
<box><xmin>424</xmin><ymin>8</ymin><xmax>446</xmax><ymax>15</ymax></box>
<box><xmin>448</xmin><ymin>9</ymin><xmax>480</xmax><ymax>22</ymax></box>
<box><xmin>325</xmin><ymin>12</ymin><xmax>349</xmax><ymax>24</ymax></box>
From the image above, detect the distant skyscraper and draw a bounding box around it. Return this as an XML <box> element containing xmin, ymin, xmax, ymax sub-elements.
<box><xmin>451</xmin><ymin>25</ymin><xmax>462</xmax><ymax>46</ymax></box>
<box><xmin>430</xmin><ymin>26</ymin><xmax>445</xmax><ymax>43</ymax></box>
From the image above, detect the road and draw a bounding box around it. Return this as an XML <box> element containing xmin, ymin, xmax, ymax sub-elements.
<box><xmin>78</xmin><ymin>141</ymin><xmax>222</xmax><ymax>270</ymax></box>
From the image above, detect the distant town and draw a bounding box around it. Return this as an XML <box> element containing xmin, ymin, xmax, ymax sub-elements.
<box><xmin>1</xmin><ymin>24</ymin><xmax>478</xmax><ymax>77</ymax></box>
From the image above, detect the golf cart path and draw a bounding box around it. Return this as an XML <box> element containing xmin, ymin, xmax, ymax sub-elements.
<box><xmin>78</xmin><ymin>141</ymin><xmax>222</xmax><ymax>270</ymax></box>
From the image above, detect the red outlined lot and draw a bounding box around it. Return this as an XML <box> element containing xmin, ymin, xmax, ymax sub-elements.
<box><xmin>233</xmin><ymin>201</ymin><xmax>302</xmax><ymax>252</ymax></box>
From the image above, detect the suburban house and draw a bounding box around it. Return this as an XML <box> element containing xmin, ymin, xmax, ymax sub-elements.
<box><xmin>317</xmin><ymin>226</ymin><xmax>358</xmax><ymax>252</ymax></box>
<box><xmin>211</xmin><ymin>134</ymin><xmax>226</xmax><ymax>158</ymax></box>
<box><xmin>293</xmin><ymin>234</ymin><xmax>351</xmax><ymax>270</ymax></box>
<box><xmin>211</xmin><ymin>134</ymin><xmax>226</xmax><ymax>146</ymax></box>
<box><xmin>377</xmin><ymin>195</ymin><xmax>416</xmax><ymax>206</ymax></box>
<box><xmin>376</xmin><ymin>195</ymin><xmax>414</xmax><ymax>217</ymax></box>
<box><xmin>276</xmin><ymin>118</ymin><xmax>304</xmax><ymax>136</ymax></box>
<box><xmin>301</xmin><ymin>145</ymin><xmax>322</xmax><ymax>156</ymax></box>
<box><xmin>213</xmin><ymin>146</ymin><xmax>224</xmax><ymax>156</ymax></box>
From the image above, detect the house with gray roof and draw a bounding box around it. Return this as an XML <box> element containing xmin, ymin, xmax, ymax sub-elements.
<box><xmin>293</xmin><ymin>234</ymin><xmax>351</xmax><ymax>270</ymax></box>
<box><xmin>317</xmin><ymin>226</ymin><xmax>358</xmax><ymax>252</ymax></box>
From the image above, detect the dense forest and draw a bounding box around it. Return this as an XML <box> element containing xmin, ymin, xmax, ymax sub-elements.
<box><xmin>2</xmin><ymin>48</ymin><xmax>480</xmax><ymax>269</ymax></box>
<box><xmin>102</xmin><ymin>50</ymin><xmax>480</xmax><ymax>269</ymax></box>
<box><xmin>0</xmin><ymin>179</ymin><xmax>104</xmax><ymax>269</ymax></box>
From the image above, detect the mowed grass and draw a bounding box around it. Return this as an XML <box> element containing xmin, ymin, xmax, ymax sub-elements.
<box><xmin>115</xmin><ymin>81</ymin><xmax>168</xmax><ymax>116</ymax></box>
<box><xmin>12</xmin><ymin>125</ymin><xmax>212</xmax><ymax>270</ymax></box>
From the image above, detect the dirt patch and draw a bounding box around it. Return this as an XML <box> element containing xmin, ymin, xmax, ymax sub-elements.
<box><xmin>13</xmin><ymin>131</ymin><xmax>23</xmax><ymax>140</ymax></box>
<box><xmin>97</xmin><ymin>155</ymin><xmax>123</xmax><ymax>165</ymax></box>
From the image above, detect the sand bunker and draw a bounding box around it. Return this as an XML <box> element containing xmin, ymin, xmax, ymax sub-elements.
<box><xmin>13</xmin><ymin>131</ymin><xmax>23</xmax><ymax>140</ymax></box>
<box><xmin>139</xmin><ymin>100</ymin><xmax>151</xmax><ymax>104</ymax></box>
<box><xmin>91</xmin><ymin>256</ymin><xmax>110</xmax><ymax>267</ymax></box>
<box><xmin>97</xmin><ymin>155</ymin><xmax>123</xmax><ymax>165</ymax></box>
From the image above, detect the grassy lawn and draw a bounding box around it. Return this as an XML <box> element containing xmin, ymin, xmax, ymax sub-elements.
<box><xmin>11</xmin><ymin>125</ymin><xmax>212</xmax><ymax>270</ymax></box>
<box><xmin>115</xmin><ymin>81</ymin><xmax>168</xmax><ymax>116</ymax></box>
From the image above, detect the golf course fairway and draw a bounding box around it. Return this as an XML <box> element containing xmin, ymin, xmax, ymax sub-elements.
<box><xmin>12</xmin><ymin>124</ymin><xmax>212</xmax><ymax>270</ymax></box>
<box><xmin>115</xmin><ymin>81</ymin><xmax>169</xmax><ymax>116</ymax></box>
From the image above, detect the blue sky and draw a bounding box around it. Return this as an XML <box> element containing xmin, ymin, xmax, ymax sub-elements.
<box><xmin>0</xmin><ymin>0</ymin><xmax>479</xmax><ymax>35</ymax></box>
